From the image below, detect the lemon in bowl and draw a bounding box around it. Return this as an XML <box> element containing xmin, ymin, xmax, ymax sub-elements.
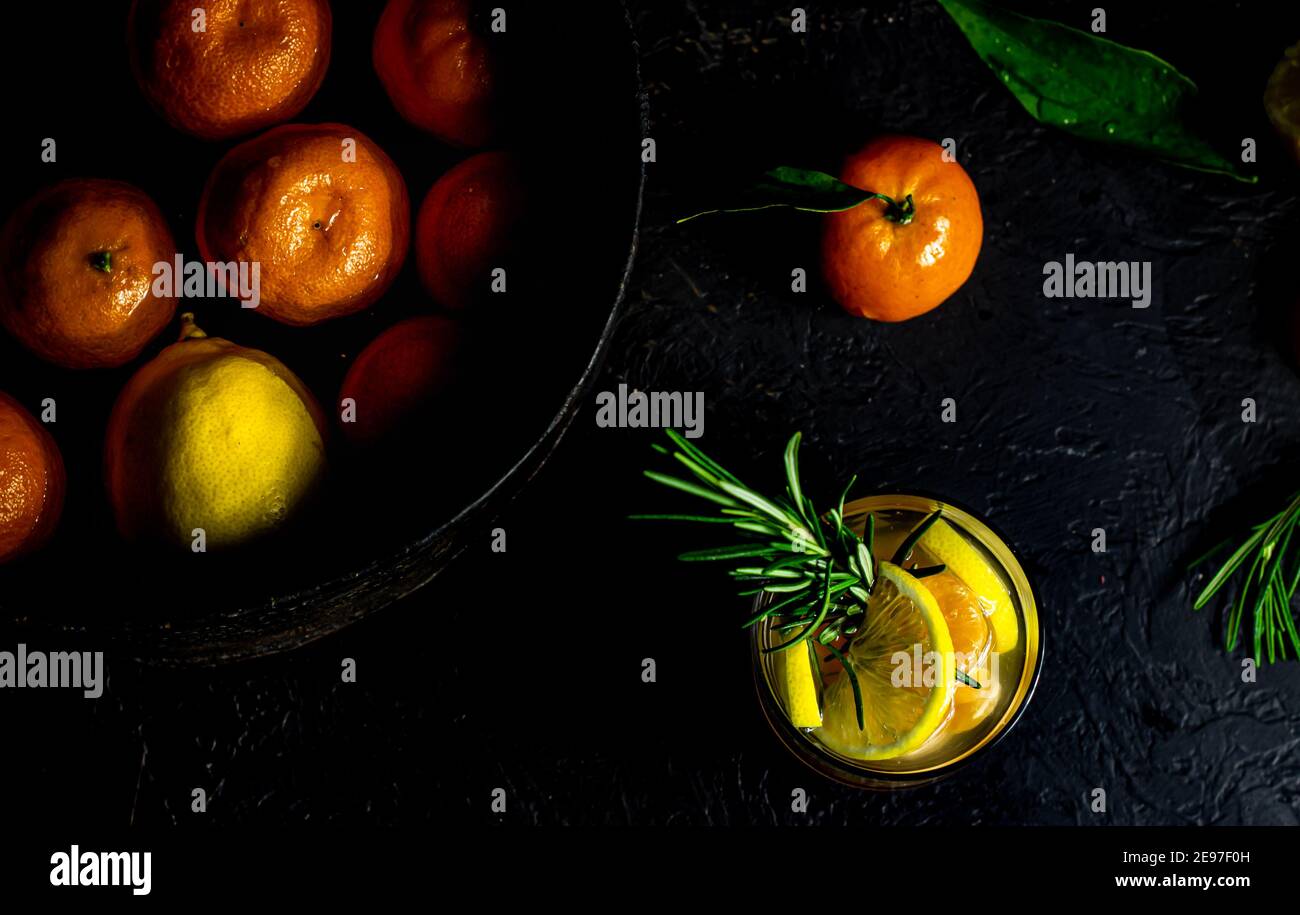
<box><xmin>105</xmin><ymin>314</ymin><xmax>327</xmax><ymax>551</ymax></box>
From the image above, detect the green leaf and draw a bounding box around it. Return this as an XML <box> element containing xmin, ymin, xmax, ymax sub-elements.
<box><xmin>732</xmin><ymin>521</ymin><xmax>780</xmax><ymax>537</ymax></box>
<box><xmin>679</xmin><ymin>544</ymin><xmax>780</xmax><ymax>561</ymax></box>
<box><xmin>677</xmin><ymin>167</ymin><xmax>888</xmax><ymax>224</ymax></box>
<box><xmin>764</xmin><ymin>565</ymin><xmax>834</xmax><ymax>654</ymax></box>
<box><xmin>1193</xmin><ymin>525</ymin><xmax>1268</xmax><ymax>609</ymax></box>
<box><xmin>762</xmin><ymin>580</ymin><xmax>815</xmax><ymax>594</ymax></box>
<box><xmin>744</xmin><ymin>584</ymin><xmax>850</xmax><ymax>627</ymax></box>
<box><xmin>715</xmin><ymin>478</ymin><xmax>803</xmax><ymax>529</ymax></box>
<box><xmin>739</xmin><ymin>567</ymin><xmax>804</xmax><ymax>580</ymax></box>
<box><xmin>801</xmin><ymin>502</ymin><xmax>827</xmax><ymax>551</ymax></box>
<box><xmin>643</xmin><ymin>471</ymin><xmax>738</xmax><ymax>509</ymax></box>
<box><xmin>891</xmin><ymin>509</ymin><xmax>943</xmax><ymax>566</ymax></box>
<box><xmin>664</xmin><ymin>429</ymin><xmax>744</xmax><ymax>486</ymax></box>
<box><xmin>856</xmin><ymin>541</ymin><xmax>875</xmax><ymax>590</ymax></box>
<box><xmin>836</xmin><ymin>474</ymin><xmax>858</xmax><ymax>523</ymax></box>
<box><xmin>937</xmin><ymin>0</ymin><xmax>1255</xmax><ymax>182</ymax></box>
<box><xmin>823</xmin><ymin>642</ymin><xmax>864</xmax><ymax>731</ymax></box>
<box><xmin>764</xmin><ymin>554</ymin><xmax>826</xmax><ymax>575</ymax></box>
<box><xmin>628</xmin><ymin>513</ymin><xmax>737</xmax><ymax>523</ymax></box>
<box><xmin>784</xmin><ymin>433</ymin><xmax>810</xmax><ymax>526</ymax></box>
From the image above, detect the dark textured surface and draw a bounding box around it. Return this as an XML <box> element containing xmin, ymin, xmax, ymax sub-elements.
<box><xmin>6</xmin><ymin>0</ymin><xmax>1300</xmax><ymax>827</ymax></box>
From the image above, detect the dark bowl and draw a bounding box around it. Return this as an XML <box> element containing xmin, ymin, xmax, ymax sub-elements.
<box><xmin>0</xmin><ymin>2</ymin><xmax>645</xmax><ymax>665</ymax></box>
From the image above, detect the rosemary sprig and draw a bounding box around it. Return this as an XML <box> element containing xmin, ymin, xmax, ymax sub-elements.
<box><xmin>1192</xmin><ymin>491</ymin><xmax>1300</xmax><ymax>664</ymax></box>
<box><xmin>634</xmin><ymin>430</ymin><xmax>944</xmax><ymax>728</ymax></box>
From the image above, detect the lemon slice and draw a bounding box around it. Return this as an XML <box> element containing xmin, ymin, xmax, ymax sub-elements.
<box><xmin>818</xmin><ymin>562</ymin><xmax>955</xmax><ymax>761</ymax></box>
<box><xmin>919</xmin><ymin>518</ymin><xmax>1019</xmax><ymax>652</ymax></box>
<box><xmin>776</xmin><ymin>637</ymin><xmax>823</xmax><ymax>728</ymax></box>
<box><xmin>1265</xmin><ymin>42</ymin><xmax>1300</xmax><ymax>165</ymax></box>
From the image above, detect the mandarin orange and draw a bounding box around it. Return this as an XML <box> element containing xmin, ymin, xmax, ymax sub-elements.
<box><xmin>0</xmin><ymin>179</ymin><xmax>178</xmax><ymax>369</ymax></box>
<box><xmin>415</xmin><ymin>151</ymin><xmax>523</xmax><ymax>311</ymax></box>
<box><xmin>373</xmin><ymin>0</ymin><xmax>500</xmax><ymax>148</ymax></box>
<box><xmin>339</xmin><ymin>315</ymin><xmax>462</xmax><ymax>445</ymax></box>
<box><xmin>0</xmin><ymin>392</ymin><xmax>64</xmax><ymax>564</ymax></box>
<box><xmin>821</xmin><ymin>136</ymin><xmax>983</xmax><ymax>322</ymax></box>
<box><xmin>128</xmin><ymin>0</ymin><xmax>332</xmax><ymax>140</ymax></box>
<box><xmin>196</xmin><ymin>123</ymin><xmax>410</xmax><ymax>327</ymax></box>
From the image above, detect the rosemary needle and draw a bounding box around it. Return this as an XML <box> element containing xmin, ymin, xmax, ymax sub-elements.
<box><xmin>636</xmin><ymin>429</ymin><xmax>953</xmax><ymax>728</ymax></box>
<box><xmin>1192</xmin><ymin>490</ymin><xmax>1300</xmax><ymax>664</ymax></box>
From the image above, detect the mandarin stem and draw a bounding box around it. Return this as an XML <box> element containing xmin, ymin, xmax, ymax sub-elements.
<box><xmin>883</xmin><ymin>193</ymin><xmax>915</xmax><ymax>225</ymax></box>
<box><xmin>178</xmin><ymin>312</ymin><xmax>208</xmax><ymax>340</ymax></box>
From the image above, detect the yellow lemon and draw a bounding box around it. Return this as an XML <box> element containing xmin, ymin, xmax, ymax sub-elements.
<box><xmin>818</xmin><ymin>562</ymin><xmax>955</xmax><ymax>761</ymax></box>
<box><xmin>919</xmin><ymin>518</ymin><xmax>1019</xmax><ymax>652</ymax></box>
<box><xmin>775</xmin><ymin>636</ymin><xmax>823</xmax><ymax>728</ymax></box>
<box><xmin>105</xmin><ymin>314</ymin><xmax>326</xmax><ymax>549</ymax></box>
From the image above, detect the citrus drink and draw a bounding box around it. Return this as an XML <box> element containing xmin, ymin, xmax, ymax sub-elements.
<box><xmin>754</xmin><ymin>494</ymin><xmax>1040</xmax><ymax>787</ymax></box>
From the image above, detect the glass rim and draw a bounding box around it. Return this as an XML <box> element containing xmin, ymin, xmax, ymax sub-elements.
<box><xmin>751</xmin><ymin>491</ymin><xmax>1044</xmax><ymax>788</ymax></box>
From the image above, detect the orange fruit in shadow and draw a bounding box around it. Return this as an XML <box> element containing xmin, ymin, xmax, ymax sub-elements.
<box><xmin>196</xmin><ymin>123</ymin><xmax>410</xmax><ymax>327</ymax></box>
<box><xmin>415</xmin><ymin>151</ymin><xmax>524</xmax><ymax>311</ymax></box>
<box><xmin>339</xmin><ymin>315</ymin><xmax>462</xmax><ymax>445</ymax></box>
<box><xmin>821</xmin><ymin>136</ymin><xmax>983</xmax><ymax>322</ymax></box>
<box><xmin>1265</xmin><ymin>41</ymin><xmax>1300</xmax><ymax>167</ymax></box>
<box><xmin>373</xmin><ymin>0</ymin><xmax>500</xmax><ymax>148</ymax></box>
<box><xmin>0</xmin><ymin>179</ymin><xmax>178</xmax><ymax>369</ymax></box>
<box><xmin>128</xmin><ymin>0</ymin><xmax>332</xmax><ymax>140</ymax></box>
<box><xmin>0</xmin><ymin>392</ymin><xmax>64</xmax><ymax>564</ymax></box>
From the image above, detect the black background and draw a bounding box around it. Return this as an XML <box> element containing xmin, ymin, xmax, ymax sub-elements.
<box><xmin>4</xmin><ymin>0</ymin><xmax>1300</xmax><ymax>833</ymax></box>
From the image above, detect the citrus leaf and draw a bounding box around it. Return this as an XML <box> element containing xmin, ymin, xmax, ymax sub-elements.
<box><xmin>677</xmin><ymin>544</ymin><xmax>779</xmax><ymax>561</ymax></box>
<box><xmin>938</xmin><ymin>0</ymin><xmax>1255</xmax><ymax>182</ymax></box>
<box><xmin>676</xmin><ymin>167</ymin><xmax>883</xmax><ymax>224</ymax></box>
